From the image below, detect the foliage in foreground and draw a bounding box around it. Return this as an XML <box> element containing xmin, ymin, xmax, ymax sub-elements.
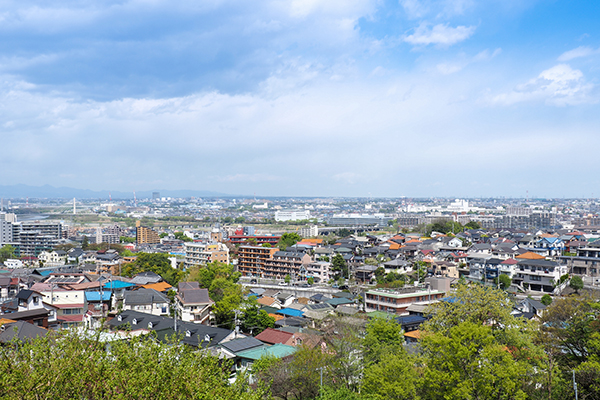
<box><xmin>0</xmin><ymin>329</ymin><xmax>265</xmax><ymax>400</ymax></box>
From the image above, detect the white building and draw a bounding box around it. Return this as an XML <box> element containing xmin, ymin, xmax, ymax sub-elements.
<box><xmin>299</xmin><ymin>225</ymin><xmax>318</xmax><ymax>238</ymax></box>
<box><xmin>275</xmin><ymin>209</ymin><xmax>311</xmax><ymax>222</ymax></box>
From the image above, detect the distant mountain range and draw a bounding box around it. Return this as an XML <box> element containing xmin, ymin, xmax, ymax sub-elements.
<box><xmin>0</xmin><ymin>184</ymin><xmax>232</xmax><ymax>199</ymax></box>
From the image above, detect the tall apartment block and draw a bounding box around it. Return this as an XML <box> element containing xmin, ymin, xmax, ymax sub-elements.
<box><xmin>237</xmin><ymin>246</ymin><xmax>278</xmax><ymax>277</ymax></box>
<box><xmin>136</xmin><ymin>221</ymin><xmax>160</xmax><ymax>245</ymax></box>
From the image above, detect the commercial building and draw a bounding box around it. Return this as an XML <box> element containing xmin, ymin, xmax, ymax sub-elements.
<box><xmin>275</xmin><ymin>209</ymin><xmax>311</xmax><ymax>222</ymax></box>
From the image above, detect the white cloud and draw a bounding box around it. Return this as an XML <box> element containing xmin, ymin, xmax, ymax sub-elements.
<box><xmin>558</xmin><ymin>46</ymin><xmax>600</xmax><ymax>61</ymax></box>
<box><xmin>404</xmin><ymin>23</ymin><xmax>475</xmax><ymax>46</ymax></box>
<box><xmin>400</xmin><ymin>0</ymin><xmax>474</xmax><ymax>19</ymax></box>
<box><xmin>491</xmin><ymin>64</ymin><xmax>596</xmax><ymax>106</ymax></box>
<box><xmin>436</xmin><ymin>48</ymin><xmax>501</xmax><ymax>74</ymax></box>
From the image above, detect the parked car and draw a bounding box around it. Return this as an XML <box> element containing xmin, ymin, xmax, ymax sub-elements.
<box><xmin>250</xmin><ymin>278</ymin><xmax>257</xmax><ymax>284</ymax></box>
<box><xmin>278</xmin><ymin>281</ymin><xmax>288</xmax><ymax>286</ymax></box>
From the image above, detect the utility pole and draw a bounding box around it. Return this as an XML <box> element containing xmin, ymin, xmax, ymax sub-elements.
<box><xmin>573</xmin><ymin>370</ymin><xmax>578</xmax><ymax>400</ymax></box>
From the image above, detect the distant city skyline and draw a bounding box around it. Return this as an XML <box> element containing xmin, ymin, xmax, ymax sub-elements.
<box><xmin>1</xmin><ymin>1</ymin><xmax>599</xmax><ymax>198</ymax></box>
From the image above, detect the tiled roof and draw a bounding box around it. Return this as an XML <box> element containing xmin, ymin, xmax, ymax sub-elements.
<box><xmin>255</xmin><ymin>328</ymin><xmax>293</xmax><ymax>345</ymax></box>
<box><xmin>236</xmin><ymin>343</ymin><xmax>296</xmax><ymax>360</ymax></box>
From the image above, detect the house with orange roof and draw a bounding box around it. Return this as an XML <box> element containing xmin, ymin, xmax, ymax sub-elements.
<box><xmin>142</xmin><ymin>281</ymin><xmax>173</xmax><ymax>293</ymax></box>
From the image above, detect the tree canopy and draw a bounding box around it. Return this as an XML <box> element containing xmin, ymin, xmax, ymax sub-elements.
<box><xmin>277</xmin><ymin>232</ymin><xmax>302</xmax><ymax>250</ymax></box>
<box><xmin>121</xmin><ymin>252</ymin><xmax>185</xmax><ymax>286</ymax></box>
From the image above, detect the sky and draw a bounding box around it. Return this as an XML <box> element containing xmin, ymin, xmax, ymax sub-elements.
<box><xmin>1</xmin><ymin>0</ymin><xmax>600</xmax><ymax>198</ymax></box>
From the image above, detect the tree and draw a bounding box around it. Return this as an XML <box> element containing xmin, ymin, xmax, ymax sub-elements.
<box><xmin>277</xmin><ymin>232</ymin><xmax>302</xmax><ymax>251</ymax></box>
<box><xmin>362</xmin><ymin>352</ymin><xmax>419</xmax><ymax>400</ymax></box>
<box><xmin>239</xmin><ymin>303</ymin><xmax>275</xmax><ymax>335</ymax></box>
<box><xmin>174</xmin><ymin>232</ymin><xmax>193</xmax><ymax>242</ymax></box>
<box><xmin>337</xmin><ymin>228</ymin><xmax>352</xmax><ymax>238</ymax></box>
<box><xmin>120</xmin><ymin>236</ymin><xmax>136</xmax><ymax>243</ymax></box>
<box><xmin>420</xmin><ymin>284</ymin><xmax>545</xmax><ymax>400</ymax></box>
<box><xmin>362</xmin><ymin>317</ymin><xmax>404</xmax><ymax>365</ymax></box>
<box><xmin>332</xmin><ymin>253</ymin><xmax>348</xmax><ymax>280</ymax></box>
<box><xmin>464</xmin><ymin>221</ymin><xmax>481</xmax><ymax>230</ymax></box>
<box><xmin>541</xmin><ymin>294</ymin><xmax>553</xmax><ymax>306</ymax></box>
<box><xmin>570</xmin><ymin>275</ymin><xmax>584</xmax><ymax>293</ymax></box>
<box><xmin>420</xmin><ymin>322</ymin><xmax>533</xmax><ymax>400</ymax></box>
<box><xmin>0</xmin><ymin>244</ymin><xmax>16</xmax><ymax>263</ymax></box>
<box><xmin>0</xmin><ymin>329</ymin><xmax>265</xmax><ymax>400</ymax></box>
<box><xmin>498</xmin><ymin>273</ymin><xmax>512</xmax><ymax>290</ymax></box>
<box><xmin>284</xmin><ymin>274</ymin><xmax>291</xmax><ymax>284</ymax></box>
<box><xmin>307</xmin><ymin>277</ymin><xmax>314</xmax><ymax>285</ymax></box>
<box><xmin>82</xmin><ymin>235</ymin><xmax>89</xmax><ymax>250</ymax></box>
<box><xmin>189</xmin><ymin>261</ymin><xmax>242</xmax><ymax>329</ymax></box>
<box><xmin>234</xmin><ymin>216</ymin><xmax>246</xmax><ymax>224</ymax></box>
<box><xmin>121</xmin><ymin>252</ymin><xmax>185</xmax><ymax>286</ymax></box>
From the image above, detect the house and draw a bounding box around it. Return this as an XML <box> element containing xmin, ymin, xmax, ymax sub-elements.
<box><xmin>176</xmin><ymin>282</ymin><xmax>213</xmax><ymax>325</ymax></box>
<box><xmin>123</xmin><ymin>288</ymin><xmax>170</xmax><ymax>316</ymax></box>
<box><xmin>108</xmin><ymin>310</ymin><xmax>234</xmax><ymax>348</ymax></box>
<box><xmin>255</xmin><ymin>328</ymin><xmax>295</xmax><ymax>346</ymax></box>
<box><xmin>0</xmin><ymin>320</ymin><xmax>48</xmax><ymax>343</ymax></box>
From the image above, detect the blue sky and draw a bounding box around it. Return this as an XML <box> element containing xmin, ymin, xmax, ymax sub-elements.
<box><xmin>1</xmin><ymin>0</ymin><xmax>599</xmax><ymax>198</ymax></box>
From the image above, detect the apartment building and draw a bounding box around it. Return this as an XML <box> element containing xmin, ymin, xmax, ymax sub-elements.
<box><xmin>184</xmin><ymin>242</ymin><xmax>230</xmax><ymax>268</ymax></box>
<box><xmin>11</xmin><ymin>221</ymin><xmax>63</xmax><ymax>256</ymax></box>
<box><xmin>262</xmin><ymin>251</ymin><xmax>312</xmax><ymax>280</ymax></box>
<box><xmin>512</xmin><ymin>259</ymin><xmax>567</xmax><ymax>293</ymax></box>
<box><xmin>136</xmin><ymin>221</ymin><xmax>160</xmax><ymax>245</ymax></box>
<box><xmin>237</xmin><ymin>246</ymin><xmax>278</xmax><ymax>277</ymax></box>
<box><xmin>364</xmin><ymin>287</ymin><xmax>447</xmax><ymax>315</ymax></box>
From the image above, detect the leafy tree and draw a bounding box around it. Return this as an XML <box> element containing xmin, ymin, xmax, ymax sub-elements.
<box><xmin>307</xmin><ymin>277</ymin><xmax>314</xmax><ymax>285</ymax></box>
<box><xmin>332</xmin><ymin>253</ymin><xmax>348</xmax><ymax>280</ymax></box>
<box><xmin>82</xmin><ymin>235</ymin><xmax>89</xmax><ymax>250</ymax></box>
<box><xmin>174</xmin><ymin>231</ymin><xmax>193</xmax><ymax>242</ymax></box>
<box><xmin>234</xmin><ymin>216</ymin><xmax>246</xmax><ymax>224</ymax></box>
<box><xmin>362</xmin><ymin>352</ymin><xmax>419</xmax><ymax>400</ymax></box>
<box><xmin>420</xmin><ymin>321</ymin><xmax>532</xmax><ymax>400</ymax></box>
<box><xmin>0</xmin><ymin>329</ymin><xmax>265</xmax><ymax>400</ymax></box>
<box><xmin>570</xmin><ymin>275</ymin><xmax>584</xmax><ymax>293</ymax></box>
<box><xmin>277</xmin><ymin>232</ymin><xmax>302</xmax><ymax>250</ymax></box>
<box><xmin>464</xmin><ymin>221</ymin><xmax>481</xmax><ymax>230</ymax></box>
<box><xmin>120</xmin><ymin>236</ymin><xmax>136</xmax><ymax>243</ymax></box>
<box><xmin>337</xmin><ymin>228</ymin><xmax>352</xmax><ymax>238</ymax></box>
<box><xmin>541</xmin><ymin>294</ymin><xmax>553</xmax><ymax>306</ymax></box>
<box><xmin>0</xmin><ymin>245</ymin><xmax>16</xmax><ymax>263</ymax></box>
<box><xmin>239</xmin><ymin>303</ymin><xmax>275</xmax><ymax>335</ymax></box>
<box><xmin>189</xmin><ymin>262</ymin><xmax>242</xmax><ymax>329</ymax></box>
<box><xmin>362</xmin><ymin>317</ymin><xmax>404</xmax><ymax>365</ymax></box>
<box><xmin>121</xmin><ymin>252</ymin><xmax>185</xmax><ymax>286</ymax></box>
<box><xmin>284</xmin><ymin>274</ymin><xmax>291</xmax><ymax>284</ymax></box>
<box><xmin>498</xmin><ymin>273</ymin><xmax>512</xmax><ymax>290</ymax></box>
<box><xmin>374</xmin><ymin>267</ymin><xmax>385</xmax><ymax>279</ymax></box>
<box><xmin>261</xmin><ymin>243</ymin><xmax>272</xmax><ymax>248</ymax></box>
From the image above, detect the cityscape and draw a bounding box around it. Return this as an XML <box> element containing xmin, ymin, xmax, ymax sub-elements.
<box><xmin>1</xmin><ymin>0</ymin><xmax>600</xmax><ymax>398</ymax></box>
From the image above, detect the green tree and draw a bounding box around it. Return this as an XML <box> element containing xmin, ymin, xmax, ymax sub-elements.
<box><xmin>234</xmin><ymin>216</ymin><xmax>246</xmax><ymax>224</ymax></box>
<box><xmin>121</xmin><ymin>253</ymin><xmax>185</xmax><ymax>286</ymax></box>
<box><xmin>337</xmin><ymin>228</ymin><xmax>352</xmax><ymax>238</ymax></box>
<box><xmin>284</xmin><ymin>274</ymin><xmax>291</xmax><ymax>284</ymax></box>
<box><xmin>174</xmin><ymin>231</ymin><xmax>193</xmax><ymax>242</ymax></box>
<box><xmin>277</xmin><ymin>232</ymin><xmax>302</xmax><ymax>250</ymax></box>
<box><xmin>307</xmin><ymin>276</ymin><xmax>314</xmax><ymax>285</ymax></box>
<box><xmin>569</xmin><ymin>275</ymin><xmax>584</xmax><ymax>293</ymax></box>
<box><xmin>362</xmin><ymin>317</ymin><xmax>404</xmax><ymax>365</ymax></box>
<box><xmin>464</xmin><ymin>221</ymin><xmax>481</xmax><ymax>230</ymax></box>
<box><xmin>239</xmin><ymin>303</ymin><xmax>275</xmax><ymax>335</ymax></box>
<box><xmin>420</xmin><ymin>321</ymin><xmax>532</xmax><ymax>400</ymax></box>
<box><xmin>120</xmin><ymin>236</ymin><xmax>136</xmax><ymax>243</ymax></box>
<box><xmin>498</xmin><ymin>273</ymin><xmax>512</xmax><ymax>290</ymax></box>
<box><xmin>362</xmin><ymin>352</ymin><xmax>419</xmax><ymax>400</ymax></box>
<box><xmin>332</xmin><ymin>253</ymin><xmax>348</xmax><ymax>280</ymax></box>
<box><xmin>541</xmin><ymin>294</ymin><xmax>553</xmax><ymax>306</ymax></box>
<box><xmin>0</xmin><ymin>245</ymin><xmax>16</xmax><ymax>263</ymax></box>
<box><xmin>82</xmin><ymin>235</ymin><xmax>89</xmax><ymax>250</ymax></box>
<box><xmin>0</xmin><ymin>329</ymin><xmax>265</xmax><ymax>400</ymax></box>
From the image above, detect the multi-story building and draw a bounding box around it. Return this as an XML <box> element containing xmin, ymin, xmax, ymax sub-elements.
<box><xmin>136</xmin><ymin>221</ymin><xmax>160</xmax><ymax>245</ymax></box>
<box><xmin>176</xmin><ymin>282</ymin><xmax>213</xmax><ymax>325</ymax></box>
<box><xmin>228</xmin><ymin>235</ymin><xmax>280</xmax><ymax>246</ymax></box>
<box><xmin>0</xmin><ymin>220</ymin><xmax>13</xmax><ymax>245</ymax></box>
<box><xmin>11</xmin><ymin>221</ymin><xmax>63</xmax><ymax>256</ymax></box>
<box><xmin>184</xmin><ymin>242</ymin><xmax>229</xmax><ymax>268</ymax></box>
<box><xmin>512</xmin><ymin>259</ymin><xmax>567</xmax><ymax>293</ymax></box>
<box><xmin>237</xmin><ymin>246</ymin><xmax>278</xmax><ymax>277</ymax></box>
<box><xmin>275</xmin><ymin>209</ymin><xmax>311</xmax><ymax>222</ymax></box>
<box><xmin>299</xmin><ymin>225</ymin><xmax>318</xmax><ymax>238</ymax></box>
<box><xmin>364</xmin><ymin>287</ymin><xmax>447</xmax><ymax>315</ymax></box>
<box><xmin>558</xmin><ymin>240</ymin><xmax>600</xmax><ymax>277</ymax></box>
<box><xmin>262</xmin><ymin>251</ymin><xmax>312</xmax><ymax>280</ymax></box>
